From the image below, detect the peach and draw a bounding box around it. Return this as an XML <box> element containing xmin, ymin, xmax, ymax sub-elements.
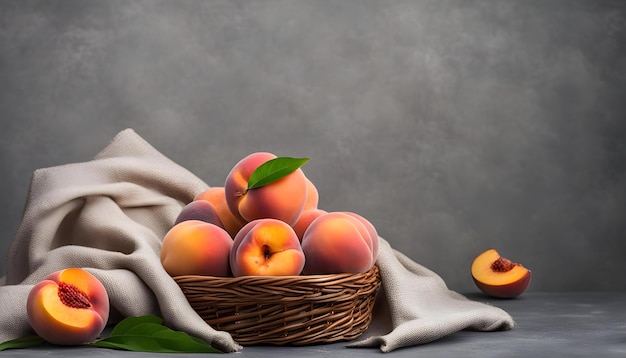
<box><xmin>194</xmin><ymin>187</ymin><xmax>246</xmax><ymax>238</ymax></box>
<box><xmin>301</xmin><ymin>212</ymin><xmax>376</xmax><ymax>275</ymax></box>
<box><xmin>303</xmin><ymin>177</ymin><xmax>319</xmax><ymax>210</ymax></box>
<box><xmin>292</xmin><ymin>209</ymin><xmax>327</xmax><ymax>241</ymax></box>
<box><xmin>160</xmin><ymin>220</ymin><xmax>233</xmax><ymax>277</ymax></box>
<box><xmin>224</xmin><ymin>152</ymin><xmax>308</xmax><ymax>226</ymax></box>
<box><xmin>471</xmin><ymin>249</ymin><xmax>531</xmax><ymax>298</ymax></box>
<box><xmin>174</xmin><ymin>200</ymin><xmax>224</xmax><ymax>228</ymax></box>
<box><xmin>340</xmin><ymin>211</ymin><xmax>379</xmax><ymax>261</ymax></box>
<box><xmin>26</xmin><ymin>268</ymin><xmax>109</xmax><ymax>345</ymax></box>
<box><xmin>230</xmin><ymin>218</ymin><xmax>305</xmax><ymax>276</ymax></box>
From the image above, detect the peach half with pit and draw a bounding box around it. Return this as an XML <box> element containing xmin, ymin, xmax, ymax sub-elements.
<box><xmin>471</xmin><ymin>249</ymin><xmax>531</xmax><ymax>298</ymax></box>
<box><xmin>26</xmin><ymin>268</ymin><xmax>110</xmax><ymax>345</ymax></box>
<box><xmin>230</xmin><ymin>218</ymin><xmax>305</xmax><ymax>277</ymax></box>
<box><xmin>224</xmin><ymin>152</ymin><xmax>308</xmax><ymax>226</ymax></box>
<box><xmin>160</xmin><ymin>220</ymin><xmax>233</xmax><ymax>277</ymax></box>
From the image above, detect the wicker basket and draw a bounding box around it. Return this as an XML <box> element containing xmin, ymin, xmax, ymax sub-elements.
<box><xmin>174</xmin><ymin>265</ymin><xmax>381</xmax><ymax>346</ymax></box>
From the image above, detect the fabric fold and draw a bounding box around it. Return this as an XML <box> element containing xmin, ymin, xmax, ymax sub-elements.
<box><xmin>348</xmin><ymin>239</ymin><xmax>514</xmax><ymax>352</ymax></box>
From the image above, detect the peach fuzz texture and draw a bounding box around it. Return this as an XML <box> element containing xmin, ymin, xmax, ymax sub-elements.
<box><xmin>339</xmin><ymin>211</ymin><xmax>379</xmax><ymax>262</ymax></box>
<box><xmin>174</xmin><ymin>200</ymin><xmax>224</xmax><ymax>228</ymax></box>
<box><xmin>292</xmin><ymin>208</ymin><xmax>328</xmax><ymax>241</ymax></box>
<box><xmin>301</xmin><ymin>212</ymin><xmax>376</xmax><ymax>275</ymax></box>
<box><xmin>303</xmin><ymin>176</ymin><xmax>319</xmax><ymax>210</ymax></box>
<box><xmin>194</xmin><ymin>187</ymin><xmax>246</xmax><ymax>238</ymax></box>
<box><xmin>160</xmin><ymin>220</ymin><xmax>233</xmax><ymax>277</ymax></box>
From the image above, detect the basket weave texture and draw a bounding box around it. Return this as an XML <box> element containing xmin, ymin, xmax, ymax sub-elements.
<box><xmin>174</xmin><ymin>265</ymin><xmax>381</xmax><ymax>346</ymax></box>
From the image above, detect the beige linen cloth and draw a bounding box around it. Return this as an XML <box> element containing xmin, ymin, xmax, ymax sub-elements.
<box><xmin>0</xmin><ymin>128</ymin><xmax>514</xmax><ymax>353</ymax></box>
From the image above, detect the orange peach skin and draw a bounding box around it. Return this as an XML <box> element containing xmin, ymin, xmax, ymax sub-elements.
<box><xmin>340</xmin><ymin>211</ymin><xmax>379</xmax><ymax>262</ymax></box>
<box><xmin>27</xmin><ymin>268</ymin><xmax>109</xmax><ymax>345</ymax></box>
<box><xmin>303</xmin><ymin>177</ymin><xmax>319</xmax><ymax>210</ymax></box>
<box><xmin>194</xmin><ymin>187</ymin><xmax>246</xmax><ymax>238</ymax></box>
<box><xmin>292</xmin><ymin>209</ymin><xmax>327</xmax><ymax>241</ymax></box>
<box><xmin>474</xmin><ymin>273</ymin><xmax>532</xmax><ymax>299</ymax></box>
<box><xmin>224</xmin><ymin>152</ymin><xmax>308</xmax><ymax>226</ymax></box>
<box><xmin>301</xmin><ymin>212</ymin><xmax>375</xmax><ymax>274</ymax></box>
<box><xmin>160</xmin><ymin>220</ymin><xmax>233</xmax><ymax>277</ymax></box>
<box><xmin>230</xmin><ymin>218</ymin><xmax>305</xmax><ymax>276</ymax></box>
<box><xmin>174</xmin><ymin>200</ymin><xmax>224</xmax><ymax>228</ymax></box>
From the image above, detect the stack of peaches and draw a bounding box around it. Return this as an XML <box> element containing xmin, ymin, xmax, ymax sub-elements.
<box><xmin>160</xmin><ymin>152</ymin><xmax>379</xmax><ymax>278</ymax></box>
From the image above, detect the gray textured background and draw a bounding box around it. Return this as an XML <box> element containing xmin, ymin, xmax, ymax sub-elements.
<box><xmin>1</xmin><ymin>0</ymin><xmax>625</xmax><ymax>293</ymax></box>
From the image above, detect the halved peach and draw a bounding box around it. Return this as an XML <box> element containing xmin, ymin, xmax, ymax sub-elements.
<box><xmin>471</xmin><ymin>249</ymin><xmax>531</xmax><ymax>298</ymax></box>
<box><xmin>26</xmin><ymin>268</ymin><xmax>110</xmax><ymax>345</ymax></box>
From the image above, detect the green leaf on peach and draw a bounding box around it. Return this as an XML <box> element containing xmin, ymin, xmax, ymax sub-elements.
<box><xmin>247</xmin><ymin>156</ymin><xmax>310</xmax><ymax>190</ymax></box>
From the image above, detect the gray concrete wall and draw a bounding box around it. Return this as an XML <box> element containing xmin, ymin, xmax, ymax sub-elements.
<box><xmin>1</xmin><ymin>0</ymin><xmax>625</xmax><ymax>292</ymax></box>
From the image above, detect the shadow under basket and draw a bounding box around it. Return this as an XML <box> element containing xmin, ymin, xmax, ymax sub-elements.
<box><xmin>174</xmin><ymin>265</ymin><xmax>381</xmax><ymax>346</ymax></box>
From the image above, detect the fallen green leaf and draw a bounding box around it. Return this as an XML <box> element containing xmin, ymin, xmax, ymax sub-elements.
<box><xmin>92</xmin><ymin>332</ymin><xmax>221</xmax><ymax>353</ymax></box>
<box><xmin>109</xmin><ymin>314</ymin><xmax>163</xmax><ymax>336</ymax></box>
<box><xmin>0</xmin><ymin>335</ymin><xmax>45</xmax><ymax>351</ymax></box>
<box><xmin>91</xmin><ymin>315</ymin><xmax>222</xmax><ymax>353</ymax></box>
<box><xmin>247</xmin><ymin>156</ymin><xmax>310</xmax><ymax>191</ymax></box>
<box><xmin>0</xmin><ymin>315</ymin><xmax>221</xmax><ymax>354</ymax></box>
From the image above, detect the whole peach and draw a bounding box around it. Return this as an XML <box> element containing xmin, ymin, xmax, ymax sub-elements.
<box><xmin>301</xmin><ymin>212</ymin><xmax>375</xmax><ymax>274</ymax></box>
<box><xmin>174</xmin><ymin>200</ymin><xmax>224</xmax><ymax>228</ymax></box>
<box><xmin>27</xmin><ymin>268</ymin><xmax>109</xmax><ymax>345</ymax></box>
<box><xmin>194</xmin><ymin>187</ymin><xmax>246</xmax><ymax>238</ymax></box>
<box><xmin>224</xmin><ymin>152</ymin><xmax>308</xmax><ymax>226</ymax></box>
<box><xmin>339</xmin><ymin>211</ymin><xmax>379</xmax><ymax>261</ymax></box>
<box><xmin>292</xmin><ymin>208</ymin><xmax>327</xmax><ymax>241</ymax></box>
<box><xmin>160</xmin><ymin>220</ymin><xmax>233</xmax><ymax>277</ymax></box>
<box><xmin>303</xmin><ymin>177</ymin><xmax>319</xmax><ymax>210</ymax></box>
<box><xmin>230</xmin><ymin>218</ymin><xmax>305</xmax><ymax>276</ymax></box>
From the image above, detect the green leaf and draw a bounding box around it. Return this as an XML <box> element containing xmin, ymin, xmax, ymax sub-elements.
<box><xmin>110</xmin><ymin>314</ymin><xmax>163</xmax><ymax>336</ymax></box>
<box><xmin>247</xmin><ymin>157</ymin><xmax>310</xmax><ymax>191</ymax></box>
<box><xmin>91</xmin><ymin>315</ymin><xmax>222</xmax><ymax>353</ymax></box>
<box><xmin>0</xmin><ymin>335</ymin><xmax>45</xmax><ymax>351</ymax></box>
<box><xmin>0</xmin><ymin>315</ymin><xmax>222</xmax><ymax>354</ymax></box>
<box><xmin>124</xmin><ymin>322</ymin><xmax>170</xmax><ymax>336</ymax></box>
<box><xmin>92</xmin><ymin>333</ymin><xmax>221</xmax><ymax>353</ymax></box>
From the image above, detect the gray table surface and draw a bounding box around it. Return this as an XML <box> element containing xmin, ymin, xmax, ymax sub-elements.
<box><xmin>2</xmin><ymin>292</ymin><xmax>625</xmax><ymax>357</ymax></box>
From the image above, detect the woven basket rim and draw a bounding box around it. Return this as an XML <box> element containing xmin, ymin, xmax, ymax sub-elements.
<box><xmin>173</xmin><ymin>265</ymin><xmax>378</xmax><ymax>282</ymax></box>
